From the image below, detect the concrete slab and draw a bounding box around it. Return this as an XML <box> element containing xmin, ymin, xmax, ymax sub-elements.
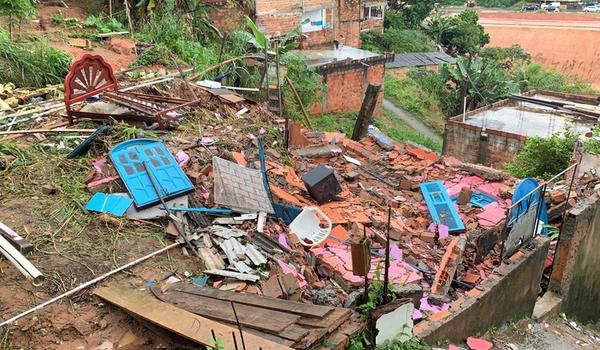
<box><xmin>532</xmin><ymin>291</ymin><xmax>563</xmax><ymax>321</ymax></box>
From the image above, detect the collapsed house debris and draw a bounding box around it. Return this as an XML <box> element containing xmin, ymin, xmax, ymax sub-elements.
<box><xmin>0</xmin><ymin>52</ymin><xmax>592</xmax><ymax>350</ymax></box>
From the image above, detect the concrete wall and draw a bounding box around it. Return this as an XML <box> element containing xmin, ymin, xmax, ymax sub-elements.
<box><xmin>549</xmin><ymin>193</ymin><xmax>600</xmax><ymax>323</ymax></box>
<box><xmin>414</xmin><ymin>237</ymin><xmax>550</xmax><ymax>344</ymax></box>
<box><xmin>310</xmin><ymin>57</ymin><xmax>387</xmax><ymax>116</ymax></box>
<box><xmin>443</xmin><ymin>120</ymin><xmax>526</xmax><ymax>168</ymax></box>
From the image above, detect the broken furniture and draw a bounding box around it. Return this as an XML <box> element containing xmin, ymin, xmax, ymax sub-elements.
<box><xmin>289</xmin><ymin>207</ymin><xmax>332</xmax><ymax>247</ymax></box>
<box><xmin>0</xmin><ymin>221</ymin><xmax>33</xmax><ymax>253</ymax></box>
<box><xmin>420</xmin><ymin>181</ymin><xmax>465</xmax><ymax>232</ymax></box>
<box><xmin>301</xmin><ymin>165</ymin><xmax>342</xmax><ymax>204</ymax></box>
<box><xmin>64</xmin><ymin>54</ymin><xmax>200</xmax><ymax>129</ymax></box>
<box><xmin>109</xmin><ymin>139</ymin><xmax>194</xmax><ymax>208</ymax></box>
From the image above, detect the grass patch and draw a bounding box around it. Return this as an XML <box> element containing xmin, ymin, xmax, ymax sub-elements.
<box><xmin>0</xmin><ymin>29</ymin><xmax>71</xmax><ymax>88</ymax></box>
<box><xmin>384</xmin><ymin>73</ymin><xmax>446</xmax><ymax>133</ymax></box>
<box><xmin>377</xmin><ymin>110</ymin><xmax>442</xmax><ymax>152</ymax></box>
<box><xmin>310</xmin><ymin>112</ymin><xmax>442</xmax><ymax>152</ymax></box>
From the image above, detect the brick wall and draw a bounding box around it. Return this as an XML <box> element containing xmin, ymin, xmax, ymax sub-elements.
<box><xmin>299</xmin><ymin>9</ymin><xmax>335</xmax><ymax>48</ymax></box>
<box><xmin>415</xmin><ymin>237</ymin><xmax>550</xmax><ymax>344</ymax></box>
<box><xmin>443</xmin><ymin>120</ymin><xmax>526</xmax><ymax>168</ymax></box>
<box><xmin>309</xmin><ymin>62</ymin><xmax>385</xmax><ymax>115</ymax></box>
<box><xmin>549</xmin><ymin>193</ymin><xmax>600</xmax><ymax>323</ymax></box>
<box><xmin>257</xmin><ymin>14</ymin><xmax>302</xmax><ymax>36</ymax></box>
<box><xmin>256</xmin><ymin>0</ymin><xmax>299</xmax><ymax>15</ymax></box>
<box><xmin>337</xmin><ymin>0</ymin><xmax>361</xmax><ymax>47</ymax></box>
<box><xmin>360</xmin><ymin>18</ymin><xmax>384</xmax><ymax>32</ymax></box>
<box><xmin>203</xmin><ymin>0</ymin><xmax>249</xmax><ymax>32</ymax></box>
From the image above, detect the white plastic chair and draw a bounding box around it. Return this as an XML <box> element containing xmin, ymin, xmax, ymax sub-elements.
<box><xmin>289</xmin><ymin>207</ymin><xmax>332</xmax><ymax>247</ymax></box>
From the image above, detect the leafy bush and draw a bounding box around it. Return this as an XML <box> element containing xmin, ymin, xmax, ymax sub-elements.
<box><xmin>133</xmin><ymin>12</ymin><xmax>218</xmax><ymax>70</ymax></box>
<box><xmin>83</xmin><ymin>15</ymin><xmax>126</xmax><ymax>33</ymax></box>
<box><xmin>384</xmin><ymin>74</ymin><xmax>447</xmax><ymax>131</ymax></box>
<box><xmin>281</xmin><ymin>52</ymin><xmax>325</xmax><ymax>110</ymax></box>
<box><xmin>514</xmin><ymin>62</ymin><xmax>596</xmax><ymax>95</ymax></box>
<box><xmin>408</xmin><ymin>68</ymin><xmax>461</xmax><ymax>117</ymax></box>
<box><xmin>505</xmin><ymin>130</ymin><xmax>578</xmax><ymax>179</ymax></box>
<box><xmin>0</xmin><ymin>30</ymin><xmax>71</xmax><ymax>87</ymax></box>
<box><xmin>583</xmin><ymin>124</ymin><xmax>600</xmax><ymax>154</ymax></box>
<box><xmin>426</xmin><ymin>10</ymin><xmax>489</xmax><ymax>56</ymax></box>
<box><xmin>480</xmin><ymin>45</ymin><xmax>531</xmax><ymax>71</ymax></box>
<box><xmin>361</xmin><ymin>29</ymin><xmax>436</xmax><ymax>54</ymax></box>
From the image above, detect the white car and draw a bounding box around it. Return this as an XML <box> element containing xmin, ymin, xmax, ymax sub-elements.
<box><xmin>584</xmin><ymin>4</ymin><xmax>600</xmax><ymax>12</ymax></box>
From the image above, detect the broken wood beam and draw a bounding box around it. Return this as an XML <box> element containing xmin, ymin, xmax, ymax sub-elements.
<box><xmin>285</xmin><ymin>76</ymin><xmax>314</xmax><ymax>129</ymax></box>
<box><xmin>94</xmin><ymin>283</ymin><xmax>292</xmax><ymax>350</ymax></box>
<box><xmin>352</xmin><ymin>84</ymin><xmax>381</xmax><ymax>141</ymax></box>
<box><xmin>0</xmin><ymin>221</ymin><xmax>33</xmax><ymax>253</ymax></box>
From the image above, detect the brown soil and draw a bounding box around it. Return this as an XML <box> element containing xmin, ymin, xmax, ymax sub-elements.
<box><xmin>481</xmin><ymin>12</ymin><xmax>600</xmax><ymax>89</ymax></box>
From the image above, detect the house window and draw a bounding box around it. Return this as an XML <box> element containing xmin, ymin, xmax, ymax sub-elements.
<box><xmin>302</xmin><ymin>9</ymin><xmax>330</xmax><ymax>32</ymax></box>
<box><xmin>363</xmin><ymin>5</ymin><xmax>384</xmax><ymax>20</ymax></box>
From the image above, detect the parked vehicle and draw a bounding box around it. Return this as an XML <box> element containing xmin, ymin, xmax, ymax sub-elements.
<box><xmin>521</xmin><ymin>3</ymin><xmax>540</xmax><ymax>11</ymax></box>
<box><xmin>584</xmin><ymin>4</ymin><xmax>600</xmax><ymax>12</ymax></box>
<box><xmin>541</xmin><ymin>1</ymin><xmax>561</xmax><ymax>11</ymax></box>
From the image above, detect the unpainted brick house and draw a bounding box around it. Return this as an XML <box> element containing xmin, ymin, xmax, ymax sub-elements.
<box><xmin>205</xmin><ymin>0</ymin><xmax>391</xmax><ymax>116</ymax></box>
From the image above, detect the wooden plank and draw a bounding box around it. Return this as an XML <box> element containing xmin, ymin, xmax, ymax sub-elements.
<box><xmin>297</xmin><ymin>308</ymin><xmax>353</xmax><ymax>331</ymax></box>
<box><xmin>174</xmin><ymin>283</ymin><xmax>334</xmax><ymax>318</ymax></box>
<box><xmin>276</xmin><ymin>324</ymin><xmax>309</xmax><ymax>342</ymax></box>
<box><xmin>152</xmin><ymin>287</ymin><xmax>299</xmax><ymax>334</ymax></box>
<box><xmin>94</xmin><ymin>284</ymin><xmax>292</xmax><ymax>350</ymax></box>
<box><xmin>245</xmin><ymin>328</ymin><xmax>295</xmax><ymax>347</ymax></box>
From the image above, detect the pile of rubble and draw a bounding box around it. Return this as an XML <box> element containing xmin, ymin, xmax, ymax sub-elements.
<box><xmin>0</xmin><ymin>56</ymin><xmax>581</xmax><ymax>349</ymax></box>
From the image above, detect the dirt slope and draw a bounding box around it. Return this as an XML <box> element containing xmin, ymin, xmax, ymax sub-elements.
<box><xmin>481</xmin><ymin>12</ymin><xmax>600</xmax><ymax>89</ymax></box>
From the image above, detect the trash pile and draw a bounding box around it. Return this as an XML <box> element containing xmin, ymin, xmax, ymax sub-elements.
<box><xmin>0</xmin><ymin>54</ymin><xmax>582</xmax><ymax>349</ymax></box>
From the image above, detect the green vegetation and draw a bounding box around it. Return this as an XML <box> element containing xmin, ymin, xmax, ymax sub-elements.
<box><xmin>361</xmin><ymin>29</ymin><xmax>436</xmax><ymax>54</ymax></box>
<box><xmin>426</xmin><ymin>10</ymin><xmax>490</xmax><ymax>56</ymax></box>
<box><xmin>82</xmin><ymin>14</ymin><xmax>126</xmax><ymax>33</ymax></box>
<box><xmin>515</xmin><ymin>62</ymin><xmax>596</xmax><ymax>95</ymax></box>
<box><xmin>439</xmin><ymin>0</ymin><xmax>524</xmax><ymax>7</ymax></box>
<box><xmin>0</xmin><ymin>0</ymin><xmax>36</xmax><ymax>39</ymax></box>
<box><xmin>583</xmin><ymin>125</ymin><xmax>600</xmax><ymax>154</ymax></box>
<box><xmin>360</xmin><ymin>4</ymin><xmax>437</xmax><ymax>54</ymax></box>
<box><xmin>0</xmin><ymin>29</ymin><xmax>71</xmax><ymax>87</ymax></box>
<box><xmin>311</xmin><ymin>110</ymin><xmax>442</xmax><ymax>152</ymax></box>
<box><xmin>384</xmin><ymin>73</ymin><xmax>447</xmax><ymax>132</ymax></box>
<box><xmin>505</xmin><ymin>130</ymin><xmax>578</xmax><ymax>179</ymax></box>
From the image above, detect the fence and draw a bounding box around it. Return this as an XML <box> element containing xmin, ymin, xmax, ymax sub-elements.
<box><xmin>500</xmin><ymin>162</ymin><xmax>579</xmax><ymax>259</ymax></box>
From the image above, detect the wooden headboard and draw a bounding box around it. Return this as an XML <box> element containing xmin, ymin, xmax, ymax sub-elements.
<box><xmin>64</xmin><ymin>54</ymin><xmax>118</xmax><ymax>114</ymax></box>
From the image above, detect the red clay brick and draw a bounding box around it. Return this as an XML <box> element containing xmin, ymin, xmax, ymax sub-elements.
<box><xmin>428</xmin><ymin>310</ymin><xmax>451</xmax><ymax>321</ymax></box>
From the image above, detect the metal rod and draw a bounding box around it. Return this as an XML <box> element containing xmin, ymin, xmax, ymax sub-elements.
<box><xmin>230</xmin><ymin>302</ymin><xmax>246</xmax><ymax>350</ymax></box>
<box><xmin>232</xmin><ymin>331</ymin><xmax>239</xmax><ymax>350</ymax></box>
<box><xmin>142</xmin><ymin>162</ymin><xmax>199</xmax><ymax>256</ymax></box>
<box><xmin>508</xmin><ymin>163</ymin><xmax>577</xmax><ymax>210</ymax></box>
<box><xmin>363</xmin><ymin>225</ymin><xmax>369</xmax><ymax>303</ymax></box>
<box><xmin>532</xmin><ymin>184</ymin><xmax>547</xmax><ymax>239</ymax></box>
<box><xmin>0</xmin><ymin>242</ymin><xmax>181</xmax><ymax>327</ymax></box>
<box><xmin>383</xmin><ymin>207</ymin><xmax>391</xmax><ymax>305</ymax></box>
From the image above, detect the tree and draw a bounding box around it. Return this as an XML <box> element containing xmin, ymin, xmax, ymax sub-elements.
<box><xmin>385</xmin><ymin>0</ymin><xmax>437</xmax><ymax>29</ymax></box>
<box><xmin>0</xmin><ymin>0</ymin><xmax>36</xmax><ymax>40</ymax></box>
<box><xmin>441</xmin><ymin>56</ymin><xmax>519</xmax><ymax>111</ymax></box>
<box><xmin>426</xmin><ymin>10</ymin><xmax>489</xmax><ymax>56</ymax></box>
<box><xmin>480</xmin><ymin>45</ymin><xmax>531</xmax><ymax>71</ymax></box>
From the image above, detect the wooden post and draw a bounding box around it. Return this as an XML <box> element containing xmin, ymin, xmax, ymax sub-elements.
<box><xmin>285</xmin><ymin>75</ymin><xmax>314</xmax><ymax>129</ymax></box>
<box><xmin>351</xmin><ymin>84</ymin><xmax>381</xmax><ymax>141</ymax></box>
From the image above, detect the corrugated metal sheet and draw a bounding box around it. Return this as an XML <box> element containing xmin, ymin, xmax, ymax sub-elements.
<box><xmin>386</xmin><ymin>52</ymin><xmax>457</xmax><ymax>69</ymax></box>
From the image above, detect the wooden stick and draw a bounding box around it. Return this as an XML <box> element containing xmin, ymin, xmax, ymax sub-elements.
<box><xmin>0</xmin><ymin>128</ymin><xmax>96</xmax><ymax>136</ymax></box>
<box><xmin>285</xmin><ymin>76</ymin><xmax>313</xmax><ymax>129</ymax></box>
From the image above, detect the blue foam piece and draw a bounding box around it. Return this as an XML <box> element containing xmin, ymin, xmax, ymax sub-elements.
<box><xmin>85</xmin><ymin>193</ymin><xmax>133</xmax><ymax>217</ymax></box>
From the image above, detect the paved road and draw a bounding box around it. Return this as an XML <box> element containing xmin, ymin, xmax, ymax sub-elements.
<box><xmin>383</xmin><ymin>98</ymin><xmax>443</xmax><ymax>144</ymax></box>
